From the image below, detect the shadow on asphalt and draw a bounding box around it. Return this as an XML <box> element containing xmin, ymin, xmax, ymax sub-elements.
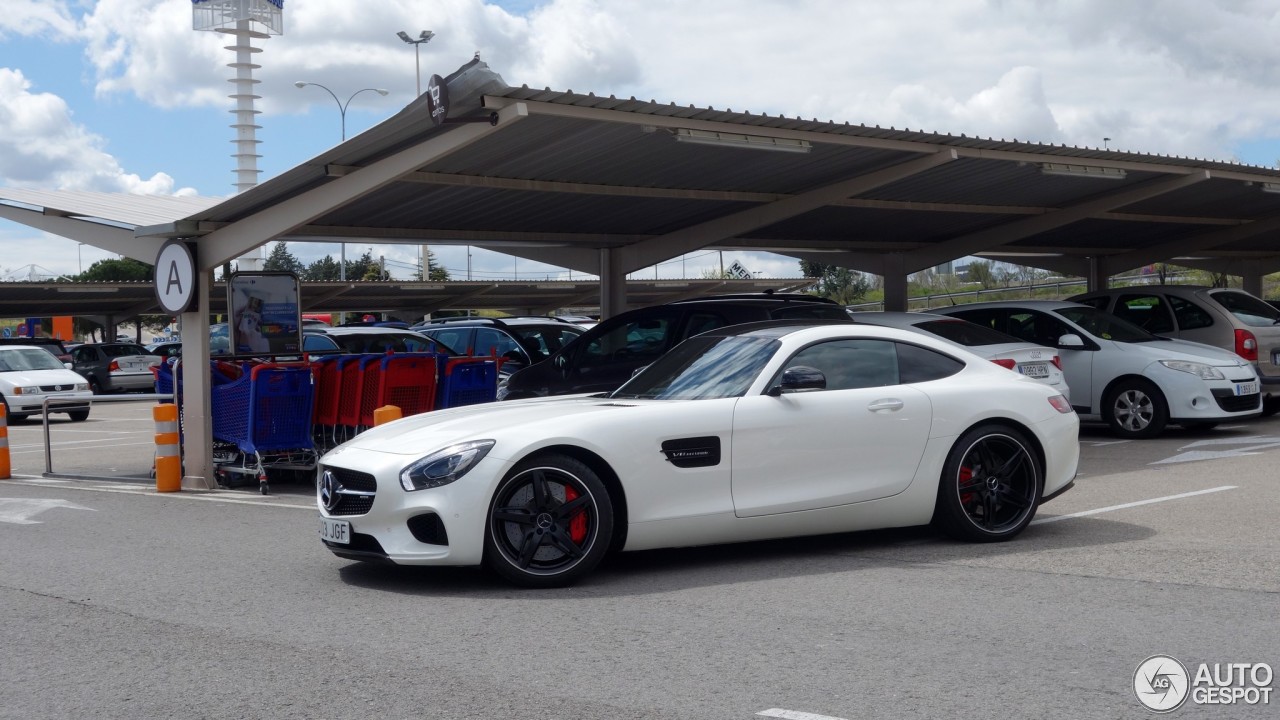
<box><xmin>332</xmin><ymin>514</ymin><xmax>1155</xmax><ymax>597</ymax></box>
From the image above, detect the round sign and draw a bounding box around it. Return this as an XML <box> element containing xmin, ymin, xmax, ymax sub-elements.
<box><xmin>155</xmin><ymin>240</ymin><xmax>197</xmax><ymax>314</ymax></box>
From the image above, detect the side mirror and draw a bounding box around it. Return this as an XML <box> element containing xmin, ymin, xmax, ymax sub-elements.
<box><xmin>1057</xmin><ymin>333</ymin><xmax>1085</xmax><ymax>349</ymax></box>
<box><xmin>64</xmin><ymin>362</ymin><xmax>73</xmax><ymax>370</ymax></box>
<box><xmin>769</xmin><ymin>365</ymin><xmax>827</xmax><ymax>396</ymax></box>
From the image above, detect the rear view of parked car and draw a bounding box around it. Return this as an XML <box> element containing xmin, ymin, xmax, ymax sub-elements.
<box><xmin>1069</xmin><ymin>285</ymin><xmax>1280</xmax><ymax>414</ymax></box>
<box><xmin>70</xmin><ymin>342</ymin><xmax>162</xmax><ymax>394</ymax></box>
<box><xmin>850</xmin><ymin>311</ymin><xmax>1070</xmax><ymax>400</ymax></box>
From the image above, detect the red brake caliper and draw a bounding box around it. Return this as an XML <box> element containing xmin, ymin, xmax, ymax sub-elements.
<box><xmin>563</xmin><ymin>484</ymin><xmax>587</xmax><ymax>544</ymax></box>
<box><xmin>959</xmin><ymin>466</ymin><xmax>975</xmax><ymax>507</ymax></box>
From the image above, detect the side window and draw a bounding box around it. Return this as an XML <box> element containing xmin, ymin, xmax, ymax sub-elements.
<box><xmin>72</xmin><ymin>347</ymin><xmax>92</xmax><ymax>363</ymax></box>
<box><xmin>784</xmin><ymin>339</ymin><xmax>898</xmax><ymax>390</ymax></box>
<box><xmin>429</xmin><ymin>329</ymin><xmax>471</xmax><ymax>354</ymax></box>
<box><xmin>897</xmin><ymin>343</ymin><xmax>964</xmax><ymax>383</ymax></box>
<box><xmin>1168</xmin><ymin>296</ymin><xmax>1214</xmax><ymax>330</ymax></box>
<box><xmin>1008</xmin><ymin>311</ymin><xmax>1073</xmax><ymax>347</ymax></box>
<box><xmin>580</xmin><ymin>316</ymin><xmax>672</xmax><ymax>368</ymax></box>
<box><xmin>683</xmin><ymin>312</ymin><xmax>731</xmax><ymax>339</ymax></box>
<box><xmin>1112</xmin><ymin>294</ymin><xmax>1174</xmax><ymax>334</ymax></box>
<box><xmin>475</xmin><ymin>328</ymin><xmax>517</xmax><ymax>357</ymax></box>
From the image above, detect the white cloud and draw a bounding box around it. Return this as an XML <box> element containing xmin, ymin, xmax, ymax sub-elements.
<box><xmin>0</xmin><ymin>68</ymin><xmax>191</xmax><ymax>194</ymax></box>
<box><xmin>0</xmin><ymin>0</ymin><xmax>77</xmax><ymax>39</ymax></box>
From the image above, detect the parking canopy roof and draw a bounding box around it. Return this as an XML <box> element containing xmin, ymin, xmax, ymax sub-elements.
<box><xmin>5</xmin><ymin>55</ymin><xmax>1280</xmax><ymax>312</ymax></box>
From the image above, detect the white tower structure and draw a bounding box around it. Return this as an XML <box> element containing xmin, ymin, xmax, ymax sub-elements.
<box><xmin>193</xmin><ymin>0</ymin><xmax>284</xmax><ymax>271</ymax></box>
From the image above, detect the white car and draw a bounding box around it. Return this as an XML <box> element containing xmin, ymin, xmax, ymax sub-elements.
<box><xmin>933</xmin><ymin>300</ymin><xmax>1261</xmax><ymax>438</ymax></box>
<box><xmin>316</xmin><ymin>321</ymin><xmax>1079</xmax><ymax>587</ymax></box>
<box><xmin>0</xmin><ymin>345</ymin><xmax>93</xmax><ymax>421</ymax></box>
<box><xmin>850</xmin><ymin>311</ymin><xmax>1070</xmax><ymax>400</ymax></box>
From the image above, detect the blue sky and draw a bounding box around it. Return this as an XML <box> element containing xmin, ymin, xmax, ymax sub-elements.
<box><xmin>4</xmin><ymin>0</ymin><xmax>1280</xmax><ymax>282</ymax></box>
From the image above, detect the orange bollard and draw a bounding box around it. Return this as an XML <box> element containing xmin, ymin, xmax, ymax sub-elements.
<box><xmin>373</xmin><ymin>405</ymin><xmax>402</xmax><ymax>426</ymax></box>
<box><xmin>153</xmin><ymin>404</ymin><xmax>181</xmax><ymax>493</ymax></box>
<box><xmin>0</xmin><ymin>403</ymin><xmax>9</xmax><ymax>479</ymax></box>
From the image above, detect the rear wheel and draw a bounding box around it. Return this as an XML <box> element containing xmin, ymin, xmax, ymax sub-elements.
<box><xmin>483</xmin><ymin>454</ymin><xmax>613</xmax><ymax>588</ymax></box>
<box><xmin>1104</xmin><ymin>378</ymin><xmax>1168</xmax><ymax>439</ymax></box>
<box><xmin>934</xmin><ymin>424</ymin><xmax>1042</xmax><ymax>542</ymax></box>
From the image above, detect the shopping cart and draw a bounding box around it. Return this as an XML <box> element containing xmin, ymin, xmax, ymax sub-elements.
<box><xmin>211</xmin><ymin>363</ymin><xmax>317</xmax><ymax>494</ymax></box>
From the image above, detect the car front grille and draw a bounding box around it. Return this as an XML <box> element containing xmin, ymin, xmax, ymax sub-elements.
<box><xmin>321</xmin><ymin>466</ymin><xmax>377</xmax><ymax>516</ymax></box>
<box><xmin>37</xmin><ymin>384</ymin><xmax>80</xmax><ymax>392</ymax></box>
<box><xmin>1211</xmin><ymin>389</ymin><xmax>1261</xmax><ymax>413</ymax></box>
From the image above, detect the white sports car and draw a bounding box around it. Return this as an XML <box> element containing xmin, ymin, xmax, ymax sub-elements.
<box><xmin>317</xmin><ymin>321</ymin><xmax>1080</xmax><ymax>587</ymax></box>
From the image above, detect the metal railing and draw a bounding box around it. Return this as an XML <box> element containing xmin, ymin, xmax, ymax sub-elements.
<box><xmin>40</xmin><ymin>394</ymin><xmax>173</xmax><ymax>478</ymax></box>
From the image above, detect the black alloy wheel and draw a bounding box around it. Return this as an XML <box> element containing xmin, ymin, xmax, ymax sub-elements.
<box><xmin>934</xmin><ymin>425</ymin><xmax>1042</xmax><ymax>542</ymax></box>
<box><xmin>484</xmin><ymin>454</ymin><xmax>613</xmax><ymax>588</ymax></box>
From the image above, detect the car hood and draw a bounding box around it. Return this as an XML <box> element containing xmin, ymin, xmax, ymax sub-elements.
<box><xmin>0</xmin><ymin>369</ymin><xmax>88</xmax><ymax>387</ymax></box>
<box><xmin>1118</xmin><ymin>337</ymin><xmax>1249</xmax><ymax>367</ymax></box>
<box><xmin>333</xmin><ymin>394</ymin><xmax>637</xmax><ymax>456</ymax></box>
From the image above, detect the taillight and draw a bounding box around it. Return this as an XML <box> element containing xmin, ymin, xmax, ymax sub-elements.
<box><xmin>108</xmin><ymin>360</ymin><xmax>120</xmax><ymax>372</ymax></box>
<box><xmin>991</xmin><ymin>358</ymin><xmax>1017</xmax><ymax>370</ymax></box>
<box><xmin>1051</xmin><ymin>355</ymin><xmax>1062</xmax><ymax>371</ymax></box>
<box><xmin>1047</xmin><ymin>395</ymin><xmax>1073</xmax><ymax>413</ymax></box>
<box><xmin>1234</xmin><ymin>329</ymin><xmax>1258</xmax><ymax>362</ymax></box>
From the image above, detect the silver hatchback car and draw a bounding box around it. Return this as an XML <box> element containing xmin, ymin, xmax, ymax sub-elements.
<box><xmin>1069</xmin><ymin>285</ymin><xmax>1280</xmax><ymax>414</ymax></box>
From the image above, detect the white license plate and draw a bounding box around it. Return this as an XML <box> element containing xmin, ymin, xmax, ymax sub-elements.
<box><xmin>1018</xmin><ymin>363</ymin><xmax>1049</xmax><ymax>379</ymax></box>
<box><xmin>1235</xmin><ymin>382</ymin><xmax>1259</xmax><ymax>396</ymax></box>
<box><xmin>319</xmin><ymin>517</ymin><xmax>350</xmax><ymax>545</ymax></box>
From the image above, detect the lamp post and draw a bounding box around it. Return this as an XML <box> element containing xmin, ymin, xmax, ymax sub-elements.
<box><xmin>396</xmin><ymin>30</ymin><xmax>435</xmax><ymax>96</ymax></box>
<box><xmin>293</xmin><ymin>82</ymin><xmax>389</xmax><ymax>141</ymax></box>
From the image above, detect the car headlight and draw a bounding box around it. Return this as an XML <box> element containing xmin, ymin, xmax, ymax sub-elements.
<box><xmin>1159</xmin><ymin>360</ymin><xmax>1225</xmax><ymax>380</ymax></box>
<box><xmin>75</xmin><ymin>383</ymin><xmax>89</xmax><ymax>391</ymax></box>
<box><xmin>13</xmin><ymin>386</ymin><xmax>39</xmax><ymax>395</ymax></box>
<box><xmin>399</xmin><ymin>439</ymin><xmax>495</xmax><ymax>491</ymax></box>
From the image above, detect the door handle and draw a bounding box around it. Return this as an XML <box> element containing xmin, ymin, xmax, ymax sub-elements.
<box><xmin>867</xmin><ymin>398</ymin><xmax>904</xmax><ymax>412</ymax></box>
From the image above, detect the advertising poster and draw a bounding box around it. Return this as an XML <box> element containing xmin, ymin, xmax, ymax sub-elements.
<box><xmin>227</xmin><ymin>272</ymin><xmax>302</xmax><ymax>355</ymax></box>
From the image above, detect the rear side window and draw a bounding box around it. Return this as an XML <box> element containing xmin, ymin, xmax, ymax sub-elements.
<box><xmin>897</xmin><ymin>343</ymin><xmax>964</xmax><ymax>383</ymax></box>
<box><xmin>580</xmin><ymin>315</ymin><xmax>674</xmax><ymax>368</ymax></box>
<box><xmin>1167</xmin><ymin>295</ymin><xmax>1214</xmax><ymax>330</ymax></box>
<box><xmin>1209</xmin><ymin>290</ymin><xmax>1280</xmax><ymax>327</ymax></box>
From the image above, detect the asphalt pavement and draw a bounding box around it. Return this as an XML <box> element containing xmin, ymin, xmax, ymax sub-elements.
<box><xmin>0</xmin><ymin>403</ymin><xmax>1276</xmax><ymax>719</ymax></box>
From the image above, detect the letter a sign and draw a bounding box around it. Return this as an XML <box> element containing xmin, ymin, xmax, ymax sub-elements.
<box><xmin>154</xmin><ymin>240</ymin><xmax>197</xmax><ymax>314</ymax></box>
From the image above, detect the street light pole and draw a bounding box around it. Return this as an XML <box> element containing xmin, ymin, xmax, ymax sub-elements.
<box><xmin>396</xmin><ymin>30</ymin><xmax>435</xmax><ymax>96</ymax></box>
<box><xmin>294</xmin><ymin>82</ymin><xmax>389</xmax><ymax>141</ymax></box>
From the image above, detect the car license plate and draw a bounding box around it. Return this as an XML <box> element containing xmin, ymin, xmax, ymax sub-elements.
<box><xmin>319</xmin><ymin>517</ymin><xmax>350</xmax><ymax>544</ymax></box>
<box><xmin>1235</xmin><ymin>382</ymin><xmax>1259</xmax><ymax>396</ymax></box>
<box><xmin>1018</xmin><ymin>363</ymin><xmax>1049</xmax><ymax>379</ymax></box>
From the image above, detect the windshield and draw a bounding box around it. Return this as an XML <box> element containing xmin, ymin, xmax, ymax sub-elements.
<box><xmin>0</xmin><ymin>348</ymin><xmax>67</xmax><ymax>372</ymax></box>
<box><xmin>611</xmin><ymin>335</ymin><xmax>779</xmax><ymax>400</ymax></box>
<box><xmin>914</xmin><ymin>319</ymin><xmax>1023</xmax><ymax>347</ymax></box>
<box><xmin>1054</xmin><ymin>306</ymin><xmax>1156</xmax><ymax>342</ymax></box>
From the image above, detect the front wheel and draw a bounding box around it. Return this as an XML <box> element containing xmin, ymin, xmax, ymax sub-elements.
<box><xmin>933</xmin><ymin>424</ymin><xmax>1042</xmax><ymax>542</ymax></box>
<box><xmin>484</xmin><ymin>454</ymin><xmax>613</xmax><ymax>588</ymax></box>
<box><xmin>1104</xmin><ymin>378</ymin><xmax>1168</xmax><ymax>439</ymax></box>
<box><xmin>67</xmin><ymin>409</ymin><xmax>90</xmax><ymax>422</ymax></box>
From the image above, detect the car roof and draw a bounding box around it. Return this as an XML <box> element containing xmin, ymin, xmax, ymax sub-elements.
<box><xmin>937</xmin><ymin>300</ymin><xmax>1087</xmax><ymax>310</ymax></box>
<box><xmin>414</xmin><ymin>316</ymin><xmax>585</xmax><ymax>329</ymax></box>
<box><xmin>668</xmin><ymin>292</ymin><xmax>836</xmax><ymax>306</ymax></box>
<box><xmin>703</xmin><ymin>318</ymin><xmax>860</xmax><ymax>339</ymax></box>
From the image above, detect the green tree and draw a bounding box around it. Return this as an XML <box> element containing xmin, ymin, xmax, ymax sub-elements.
<box><xmin>423</xmin><ymin>249</ymin><xmax>450</xmax><ymax>281</ymax></box>
<box><xmin>263</xmin><ymin>242</ymin><xmax>304</xmax><ymax>274</ymax></box>
<box><xmin>303</xmin><ymin>255</ymin><xmax>341</xmax><ymax>281</ymax></box>
<box><xmin>76</xmin><ymin>258</ymin><xmax>153</xmax><ymax>282</ymax></box>
<box><xmin>965</xmin><ymin>260</ymin><xmax>997</xmax><ymax>289</ymax></box>
<box><xmin>799</xmin><ymin>260</ymin><xmax>871</xmax><ymax>305</ymax></box>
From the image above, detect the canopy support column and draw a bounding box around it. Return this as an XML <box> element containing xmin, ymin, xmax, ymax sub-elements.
<box><xmin>599</xmin><ymin>248</ymin><xmax>627</xmax><ymax>319</ymax></box>
<box><xmin>181</xmin><ymin>270</ymin><xmax>215</xmax><ymax>490</ymax></box>
<box><xmin>1242</xmin><ymin>272</ymin><xmax>1263</xmax><ymax>299</ymax></box>
<box><xmin>882</xmin><ymin>254</ymin><xmax>908</xmax><ymax>312</ymax></box>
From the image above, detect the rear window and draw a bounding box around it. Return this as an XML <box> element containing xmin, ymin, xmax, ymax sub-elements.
<box><xmin>1208</xmin><ymin>290</ymin><xmax>1280</xmax><ymax>327</ymax></box>
<box><xmin>103</xmin><ymin>345</ymin><xmax>147</xmax><ymax>357</ymax></box>
<box><xmin>914</xmin><ymin>319</ymin><xmax>1023</xmax><ymax>347</ymax></box>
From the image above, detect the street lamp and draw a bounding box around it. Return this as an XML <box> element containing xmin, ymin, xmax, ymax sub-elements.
<box><xmin>396</xmin><ymin>30</ymin><xmax>435</xmax><ymax>96</ymax></box>
<box><xmin>293</xmin><ymin>82</ymin><xmax>389</xmax><ymax>141</ymax></box>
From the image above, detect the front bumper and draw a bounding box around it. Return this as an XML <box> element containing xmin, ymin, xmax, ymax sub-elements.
<box><xmin>9</xmin><ymin>391</ymin><xmax>93</xmax><ymax>414</ymax></box>
<box><xmin>315</xmin><ymin>445</ymin><xmax>505</xmax><ymax>567</ymax></box>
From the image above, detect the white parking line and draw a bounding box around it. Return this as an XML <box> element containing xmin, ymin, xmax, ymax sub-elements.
<box><xmin>2</xmin><ymin>477</ymin><xmax>315</xmax><ymax>510</ymax></box>
<box><xmin>758</xmin><ymin>709</ymin><xmax>848</xmax><ymax>720</ymax></box>
<box><xmin>1032</xmin><ymin>485</ymin><xmax>1237</xmax><ymax>525</ymax></box>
